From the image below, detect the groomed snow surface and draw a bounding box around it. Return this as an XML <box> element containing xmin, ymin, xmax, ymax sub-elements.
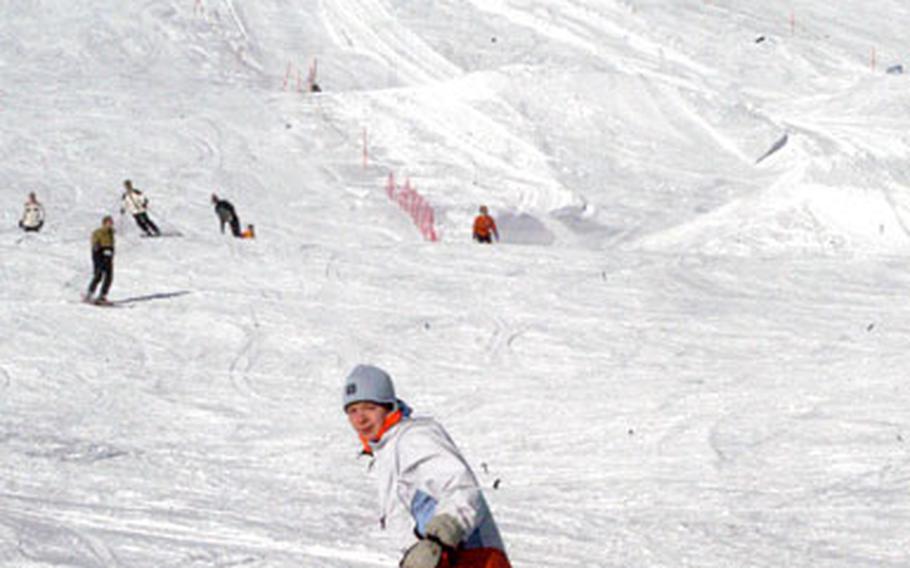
<box><xmin>2</xmin><ymin>1</ymin><xmax>910</xmax><ymax>566</ymax></box>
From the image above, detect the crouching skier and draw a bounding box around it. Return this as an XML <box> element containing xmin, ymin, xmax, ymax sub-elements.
<box><xmin>343</xmin><ymin>365</ymin><xmax>511</xmax><ymax>568</ymax></box>
<box><xmin>19</xmin><ymin>192</ymin><xmax>45</xmax><ymax>232</ymax></box>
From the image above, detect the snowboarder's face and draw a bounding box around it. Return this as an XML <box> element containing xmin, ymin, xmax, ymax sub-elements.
<box><xmin>346</xmin><ymin>402</ymin><xmax>391</xmax><ymax>441</ymax></box>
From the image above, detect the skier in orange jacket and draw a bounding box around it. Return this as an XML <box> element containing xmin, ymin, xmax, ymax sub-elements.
<box><xmin>472</xmin><ymin>206</ymin><xmax>499</xmax><ymax>244</ymax></box>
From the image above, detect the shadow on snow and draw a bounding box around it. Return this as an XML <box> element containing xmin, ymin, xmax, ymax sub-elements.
<box><xmin>115</xmin><ymin>291</ymin><xmax>192</xmax><ymax>305</ymax></box>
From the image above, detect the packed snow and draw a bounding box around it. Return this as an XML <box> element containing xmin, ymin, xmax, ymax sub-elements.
<box><xmin>2</xmin><ymin>0</ymin><xmax>910</xmax><ymax>566</ymax></box>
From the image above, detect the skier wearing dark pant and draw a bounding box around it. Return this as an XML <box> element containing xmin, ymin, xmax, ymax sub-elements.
<box><xmin>121</xmin><ymin>179</ymin><xmax>160</xmax><ymax>237</ymax></box>
<box><xmin>86</xmin><ymin>216</ymin><xmax>115</xmax><ymax>303</ymax></box>
<box><xmin>472</xmin><ymin>205</ymin><xmax>499</xmax><ymax>244</ymax></box>
<box><xmin>211</xmin><ymin>194</ymin><xmax>242</xmax><ymax>237</ymax></box>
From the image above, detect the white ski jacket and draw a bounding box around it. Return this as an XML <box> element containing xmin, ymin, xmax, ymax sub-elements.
<box><xmin>365</xmin><ymin>408</ymin><xmax>506</xmax><ymax>554</ymax></box>
<box><xmin>121</xmin><ymin>190</ymin><xmax>149</xmax><ymax>215</ymax></box>
<box><xmin>20</xmin><ymin>201</ymin><xmax>44</xmax><ymax>228</ymax></box>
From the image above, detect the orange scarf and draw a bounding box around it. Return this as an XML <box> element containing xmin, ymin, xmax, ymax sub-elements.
<box><xmin>359</xmin><ymin>409</ymin><xmax>403</xmax><ymax>455</ymax></box>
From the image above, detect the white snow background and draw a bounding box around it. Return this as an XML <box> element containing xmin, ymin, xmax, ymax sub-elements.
<box><xmin>2</xmin><ymin>0</ymin><xmax>910</xmax><ymax>566</ymax></box>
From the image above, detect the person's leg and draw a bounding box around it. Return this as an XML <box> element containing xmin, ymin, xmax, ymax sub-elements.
<box><xmin>144</xmin><ymin>215</ymin><xmax>161</xmax><ymax>236</ymax></box>
<box><xmin>229</xmin><ymin>216</ymin><xmax>242</xmax><ymax>237</ymax></box>
<box><xmin>87</xmin><ymin>256</ymin><xmax>103</xmax><ymax>296</ymax></box>
<box><xmin>134</xmin><ymin>214</ymin><xmax>151</xmax><ymax>234</ymax></box>
<box><xmin>99</xmin><ymin>259</ymin><xmax>113</xmax><ymax>298</ymax></box>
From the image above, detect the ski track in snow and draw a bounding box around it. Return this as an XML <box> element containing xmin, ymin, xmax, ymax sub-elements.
<box><xmin>3</xmin><ymin>0</ymin><xmax>910</xmax><ymax>566</ymax></box>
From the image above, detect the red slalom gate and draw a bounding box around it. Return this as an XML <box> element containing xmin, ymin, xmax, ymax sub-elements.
<box><xmin>386</xmin><ymin>173</ymin><xmax>438</xmax><ymax>241</ymax></box>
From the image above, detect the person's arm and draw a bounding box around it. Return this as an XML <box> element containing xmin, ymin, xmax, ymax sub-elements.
<box><xmin>397</xmin><ymin>423</ymin><xmax>488</xmax><ymax>567</ymax></box>
<box><xmin>400</xmin><ymin>423</ymin><xmax>484</xmax><ymax>532</ymax></box>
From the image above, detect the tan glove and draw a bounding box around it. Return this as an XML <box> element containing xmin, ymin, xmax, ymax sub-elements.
<box><xmin>425</xmin><ymin>514</ymin><xmax>465</xmax><ymax>547</ymax></box>
<box><xmin>399</xmin><ymin>514</ymin><xmax>466</xmax><ymax>568</ymax></box>
<box><xmin>399</xmin><ymin>540</ymin><xmax>442</xmax><ymax>568</ymax></box>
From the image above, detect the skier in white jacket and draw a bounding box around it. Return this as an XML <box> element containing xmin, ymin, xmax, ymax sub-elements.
<box><xmin>343</xmin><ymin>364</ymin><xmax>511</xmax><ymax>568</ymax></box>
<box><xmin>19</xmin><ymin>192</ymin><xmax>45</xmax><ymax>232</ymax></box>
<box><xmin>120</xmin><ymin>179</ymin><xmax>160</xmax><ymax>237</ymax></box>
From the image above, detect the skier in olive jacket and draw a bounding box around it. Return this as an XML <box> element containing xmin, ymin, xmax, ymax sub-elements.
<box><xmin>84</xmin><ymin>215</ymin><xmax>115</xmax><ymax>304</ymax></box>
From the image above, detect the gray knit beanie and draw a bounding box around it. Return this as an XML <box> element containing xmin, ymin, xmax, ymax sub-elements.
<box><xmin>343</xmin><ymin>364</ymin><xmax>397</xmax><ymax>411</ymax></box>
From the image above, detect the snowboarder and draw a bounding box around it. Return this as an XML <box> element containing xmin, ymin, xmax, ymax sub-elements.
<box><xmin>120</xmin><ymin>179</ymin><xmax>160</xmax><ymax>237</ymax></box>
<box><xmin>240</xmin><ymin>224</ymin><xmax>256</xmax><ymax>239</ymax></box>
<box><xmin>472</xmin><ymin>206</ymin><xmax>499</xmax><ymax>244</ymax></box>
<box><xmin>343</xmin><ymin>365</ymin><xmax>511</xmax><ymax>568</ymax></box>
<box><xmin>18</xmin><ymin>192</ymin><xmax>45</xmax><ymax>232</ymax></box>
<box><xmin>211</xmin><ymin>193</ymin><xmax>242</xmax><ymax>237</ymax></box>
<box><xmin>85</xmin><ymin>215</ymin><xmax>115</xmax><ymax>304</ymax></box>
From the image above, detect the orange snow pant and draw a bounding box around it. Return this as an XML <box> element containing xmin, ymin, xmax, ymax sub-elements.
<box><xmin>441</xmin><ymin>548</ymin><xmax>512</xmax><ymax>568</ymax></box>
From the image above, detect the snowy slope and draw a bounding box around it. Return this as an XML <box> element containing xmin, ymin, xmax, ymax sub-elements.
<box><xmin>2</xmin><ymin>1</ymin><xmax>910</xmax><ymax>567</ymax></box>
